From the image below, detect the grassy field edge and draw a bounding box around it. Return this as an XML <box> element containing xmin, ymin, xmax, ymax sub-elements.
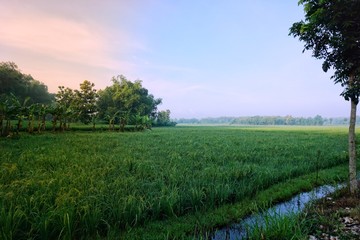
<box><xmin>121</xmin><ymin>164</ymin><xmax>348</xmax><ymax>239</ymax></box>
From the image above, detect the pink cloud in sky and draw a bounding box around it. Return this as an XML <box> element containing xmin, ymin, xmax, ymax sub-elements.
<box><xmin>0</xmin><ymin>0</ymin><xmax>145</xmax><ymax>92</ymax></box>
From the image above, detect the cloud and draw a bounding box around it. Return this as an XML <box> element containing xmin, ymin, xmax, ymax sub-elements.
<box><xmin>2</xmin><ymin>13</ymin><xmax>115</xmax><ymax>68</ymax></box>
<box><xmin>0</xmin><ymin>1</ymin><xmax>153</xmax><ymax>69</ymax></box>
<box><xmin>0</xmin><ymin>1</ymin><xmax>149</xmax><ymax>91</ymax></box>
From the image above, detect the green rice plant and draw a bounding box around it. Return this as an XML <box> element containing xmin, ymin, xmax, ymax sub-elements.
<box><xmin>0</xmin><ymin>203</ymin><xmax>26</xmax><ymax>240</ymax></box>
<box><xmin>58</xmin><ymin>212</ymin><xmax>73</xmax><ymax>240</ymax></box>
<box><xmin>0</xmin><ymin>126</ymin><xmax>351</xmax><ymax>239</ymax></box>
<box><xmin>245</xmin><ymin>210</ymin><xmax>308</xmax><ymax>240</ymax></box>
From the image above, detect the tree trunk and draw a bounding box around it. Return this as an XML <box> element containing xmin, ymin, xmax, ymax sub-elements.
<box><xmin>41</xmin><ymin>115</ymin><xmax>46</xmax><ymax>131</ymax></box>
<box><xmin>52</xmin><ymin>115</ymin><xmax>57</xmax><ymax>132</ymax></box>
<box><xmin>0</xmin><ymin>116</ymin><xmax>3</xmax><ymax>136</ymax></box>
<box><xmin>349</xmin><ymin>72</ymin><xmax>358</xmax><ymax>195</ymax></box>
<box><xmin>17</xmin><ymin>118</ymin><xmax>22</xmax><ymax>133</ymax></box>
<box><xmin>37</xmin><ymin>118</ymin><xmax>41</xmax><ymax>133</ymax></box>
<box><xmin>349</xmin><ymin>98</ymin><xmax>358</xmax><ymax>194</ymax></box>
<box><xmin>28</xmin><ymin>116</ymin><xmax>34</xmax><ymax>133</ymax></box>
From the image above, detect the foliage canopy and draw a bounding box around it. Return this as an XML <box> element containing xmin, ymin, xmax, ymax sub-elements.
<box><xmin>289</xmin><ymin>0</ymin><xmax>360</xmax><ymax>101</ymax></box>
<box><xmin>0</xmin><ymin>61</ymin><xmax>53</xmax><ymax>104</ymax></box>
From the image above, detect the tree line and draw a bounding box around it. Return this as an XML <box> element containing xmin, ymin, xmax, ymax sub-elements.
<box><xmin>176</xmin><ymin>115</ymin><xmax>355</xmax><ymax>126</ymax></box>
<box><xmin>0</xmin><ymin>61</ymin><xmax>175</xmax><ymax>137</ymax></box>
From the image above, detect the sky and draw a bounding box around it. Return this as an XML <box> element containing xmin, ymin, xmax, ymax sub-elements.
<box><xmin>0</xmin><ymin>0</ymin><xmax>350</xmax><ymax>119</ymax></box>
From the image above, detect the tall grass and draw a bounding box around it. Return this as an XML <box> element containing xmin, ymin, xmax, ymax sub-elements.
<box><xmin>245</xmin><ymin>210</ymin><xmax>308</xmax><ymax>240</ymax></box>
<box><xmin>0</xmin><ymin>126</ymin><xmax>349</xmax><ymax>239</ymax></box>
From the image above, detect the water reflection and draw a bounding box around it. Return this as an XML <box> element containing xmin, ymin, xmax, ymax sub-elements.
<box><xmin>210</xmin><ymin>184</ymin><xmax>343</xmax><ymax>240</ymax></box>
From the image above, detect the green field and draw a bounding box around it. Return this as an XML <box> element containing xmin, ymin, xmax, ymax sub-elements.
<box><xmin>0</xmin><ymin>126</ymin><xmax>352</xmax><ymax>239</ymax></box>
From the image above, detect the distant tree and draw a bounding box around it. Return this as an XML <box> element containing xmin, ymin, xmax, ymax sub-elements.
<box><xmin>290</xmin><ymin>0</ymin><xmax>360</xmax><ymax>194</ymax></box>
<box><xmin>0</xmin><ymin>62</ymin><xmax>25</xmax><ymax>97</ymax></box>
<box><xmin>156</xmin><ymin>110</ymin><xmax>170</xmax><ymax>126</ymax></box>
<box><xmin>155</xmin><ymin>110</ymin><xmax>176</xmax><ymax>126</ymax></box>
<box><xmin>0</xmin><ymin>61</ymin><xmax>53</xmax><ymax>104</ymax></box>
<box><xmin>25</xmin><ymin>75</ymin><xmax>54</xmax><ymax>104</ymax></box>
<box><xmin>313</xmin><ymin>115</ymin><xmax>324</xmax><ymax>126</ymax></box>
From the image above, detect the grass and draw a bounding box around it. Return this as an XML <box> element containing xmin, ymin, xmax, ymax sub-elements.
<box><xmin>245</xmin><ymin>211</ymin><xmax>306</xmax><ymax>240</ymax></box>
<box><xmin>0</xmin><ymin>126</ymin><xmax>352</xmax><ymax>239</ymax></box>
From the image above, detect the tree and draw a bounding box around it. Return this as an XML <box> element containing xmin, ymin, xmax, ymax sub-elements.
<box><xmin>56</xmin><ymin>86</ymin><xmax>76</xmax><ymax>130</ymax></box>
<box><xmin>0</xmin><ymin>62</ymin><xmax>25</xmax><ymax>98</ymax></box>
<box><xmin>74</xmin><ymin>80</ymin><xmax>98</xmax><ymax>125</ymax></box>
<box><xmin>289</xmin><ymin>0</ymin><xmax>360</xmax><ymax>194</ymax></box>
<box><xmin>0</xmin><ymin>61</ymin><xmax>53</xmax><ymax>104</ymax></box>
<box><xmin>97</xmin><ymin>75</ymin><xmax>162</xmax><ymax>128</ymax></box>
<box><xmin>155</xmin><ymin>110</ymin><xmax>176</xmax><ymax>126</ymax></box>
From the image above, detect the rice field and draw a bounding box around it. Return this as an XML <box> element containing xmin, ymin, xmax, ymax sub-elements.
<box><xmin>0</xmin><ymin>126</ymin><xmax>350</xmax><ymax>239</ymax></box>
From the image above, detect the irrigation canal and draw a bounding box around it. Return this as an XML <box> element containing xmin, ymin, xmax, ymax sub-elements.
<box><xmin>208</xmin><ymin>184</ymin><xmax>344</xmax><ymax>240</ymax></box>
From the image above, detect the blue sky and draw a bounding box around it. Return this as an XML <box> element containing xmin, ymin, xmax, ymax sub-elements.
<box><xmin>0</xmin><ymin>0</ymin><xmax>349</xmax><ymax>118</ymax></box>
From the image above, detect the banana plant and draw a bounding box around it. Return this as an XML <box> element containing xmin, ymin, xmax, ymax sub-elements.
<box><xmin>15</xmin><ymin>97</ymin><xmax>31</xmax><ymax>133</ymax></box>
<box><xmin>64</xmin><ymin>107</ymin><xmax>75</xmax><ymax>130</ymax></box>
<box><xmin>0</xmin><ymin>94</ymin><xmax>20</xmax><ymax>136</ymax></box>
<box><xmin>90</xmin><ymin>112</ymin><xmax>98</xmax><ymax>131</ymax></box>
<box><xmin>27</xmin><ymin>104</ymin><xmax>37</xmax><ymax>134</ymax></box>
<box><xmin>37</xmin><ymin>104</ymin><xmax>48</xmax><ymax>133</ymax></box>
<box><xmin>133</xmin><ymin>113</ymin><xmax>143</xmax><ymax>131</ymax></box>
<box><xmin>104</xmin><ymin>110</ymin><xmax>120</xmax><ymax>131</ymax></box>
<box><xmin>47</xmin><ymin>104</ymin><xmax>63</xmax><ymax>132</ymax></box>
<box><xmin>119</xmin><ymin>111</ymin><xmax>129</xmax><ymax>132</ymax></box>
<box><xmin>142</xmin><ymin>115</ymin><xmax>152</xmax><ymax>130</ymax></box>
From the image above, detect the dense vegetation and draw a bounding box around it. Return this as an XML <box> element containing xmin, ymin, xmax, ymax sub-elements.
<box><xmin>0</xmin><ymin>126</ymin><xmax>349</xmax><ymax>239</ymax></box>
<box><xmin>0</xmin><ymin>62</ymin><xmax>175</xmax><ymax>137</ymax></box>
<box><xmin>0</xmin><ymin>62</ymin><xmax>53</xmax><ymax>104</ymax></box>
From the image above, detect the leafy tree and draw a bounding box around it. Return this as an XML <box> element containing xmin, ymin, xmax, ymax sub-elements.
<box><xmin>74</xmin><ymin>80</ymin><xmax>98</xmax><ymax>125</ymax></box>
<box><xmin>97</xmin><ymin>75</ymin><xmax>162</xmax><ymax>127</ymax></box>
<box><xmin>97</xmin><ymin>87</ymin><xmax>116</xmax><ymax>121</ymax></box>
<box><xmin>56</xmin><ymin>86</ymin><xmax>76</xmax><ymax>130</ymax></box>
<box><xmin>25</xmin><ymin>76</ymin><xmax>54</xmax><ymax>104</ymax></box>
<box><xmin>289</xmin><ymin>0</ymin><xmax>360</xmax><ymax>193</ymax></box>
<box><xmin>0</xmin><ymin>61</ymin><xmax>53</xmax><ymax>104</ymax></box>
<box><xmin>0</xmin><ymin>62</ymin><xmax>25</xmax><ymax>97</ymax></box>
<box><xmin>155</xmin><ymin>110</ymin><xmax>176</xmax><ymax>126</ymax></box>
